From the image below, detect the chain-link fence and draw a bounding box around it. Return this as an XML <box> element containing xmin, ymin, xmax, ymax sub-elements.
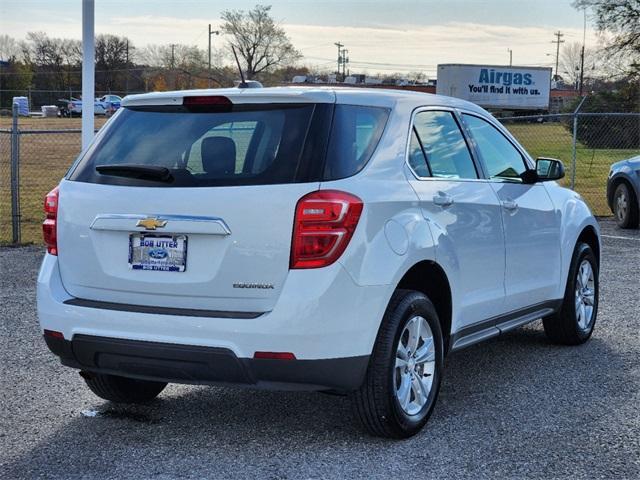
<box><xmin>1</xmin><ymin>109</ymin><xmax>639</xmax><ymax>245</ymax></box>
<box><xmin>0</xmin><ymin>127</ymin><xmax>12</xmax><ymax>243</ymax></box>
<box><xmin>0</xmin><ymin>128</ymin><xmax>82</xmax><ymax>244</ymax></box>
<box><xmin>0</xmin><ymin>106</ymin><xmax>111</xmax><ymax>244</ymax></box>
<box><xmin>500</xmin><ymin>113</ymin><xmax>640</xmax><ymax>215</ymax></box>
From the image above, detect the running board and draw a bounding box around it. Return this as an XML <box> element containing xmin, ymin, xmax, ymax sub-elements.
<box><xmin>450</xmin><ymin>301</ymin><xmax>561</xmax><ymax>352</ymax></box>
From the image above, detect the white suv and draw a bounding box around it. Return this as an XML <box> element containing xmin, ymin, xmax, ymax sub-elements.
<box><xmin>38</xmin><ymin>87</ymin><xmax>600</xmax><ymax>438</ymax></box>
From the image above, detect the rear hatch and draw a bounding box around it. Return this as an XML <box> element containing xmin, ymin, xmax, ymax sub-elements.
<box><xmin>56</xmin><ymin>89</ymin><xmax>390</xmax><ymax>314</ymax></box>
<box><xmin>58</xmin><ymin>93</ymin><xmax>333</xmax><ymax>313</ymax></box>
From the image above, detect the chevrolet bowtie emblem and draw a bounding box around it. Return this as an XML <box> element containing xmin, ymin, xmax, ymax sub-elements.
<box><xmin>136</xmin><ymin>217</ymin><xmax>167</xmax><ymax>230</ymax></box>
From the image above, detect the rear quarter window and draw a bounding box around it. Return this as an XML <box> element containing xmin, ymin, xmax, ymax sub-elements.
<box><xmin>323</xmin><ymin>105</ymin><xmax>389</xmax><ymax>180</ymax></box>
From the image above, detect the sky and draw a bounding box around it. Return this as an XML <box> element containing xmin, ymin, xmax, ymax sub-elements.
<box><xmin>0</xmin><ymin>0</ymin><xmax>601</xmax><ymax>77</ymax></box>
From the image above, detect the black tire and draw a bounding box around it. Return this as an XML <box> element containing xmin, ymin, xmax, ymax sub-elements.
<box><xmin>543</xmin><ymin>243</ymin><xmax>598</xmax><ymax>345</ymax></box>
<box><xmin>350</xmin><ymin>289</ymin><xmax>444</xmax><ymax>439</ymax></box>
<box><xmin>83</xmin><ymin>373</ymin><xmax>167</xmax><ymax>404</ymax></box>
<box><xmin>613</xmin><ymin>182</ymin><xmax>639</xmax><ymax>229</ymax></box>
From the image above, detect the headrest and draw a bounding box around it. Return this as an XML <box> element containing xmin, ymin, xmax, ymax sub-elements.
<box><xmin>201</xmin><ymin>136</ymin><xmax>236</xmax><ymax>176</ymax></box>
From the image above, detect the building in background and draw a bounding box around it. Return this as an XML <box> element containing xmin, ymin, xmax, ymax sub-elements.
<box><xmin>290</xmin><ymin>64</ymin><xmax>577</xmax><ymax>115</ymax></box>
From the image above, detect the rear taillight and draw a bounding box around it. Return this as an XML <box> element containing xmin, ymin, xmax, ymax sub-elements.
<box><xmin>254</xmin><ymin>351</ymin><xmax>296</xmax><ymax>360</ymax></box>
<box><xmin>290</xmin><ymin>190</ymin><xmax>363</xmax><ymax>269</ymax></box>
<box><xmin>43</xmin><ymin>186</ymin><xmax>59</xmax><ymax>255</ymax></box>
<box><xmin>43</xmin><ymin>329</ymin><xmax>64</xmax><ymax>339</ymax></box>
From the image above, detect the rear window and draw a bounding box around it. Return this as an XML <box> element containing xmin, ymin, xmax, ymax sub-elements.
<box><xmin>69</xmin><ymin>102</ymin><xmax>389</xmax><ymax>187</ymax></box>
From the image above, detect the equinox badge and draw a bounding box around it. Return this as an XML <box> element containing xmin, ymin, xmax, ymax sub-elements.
<box><xmin>233</xmin><ymin>282</ymin><xmax>275</xmax><ymax>289</ymax></box>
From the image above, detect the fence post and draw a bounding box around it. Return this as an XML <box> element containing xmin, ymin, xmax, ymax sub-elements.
<box><xmin>570</xmin><ymin>96</ymin><xmax>587</xmax><ymax>191</ymax></box>
<box><xmin>10</xmin><ymin>102</ymin><xmax>20</xmax><ymax>244</ymax></box>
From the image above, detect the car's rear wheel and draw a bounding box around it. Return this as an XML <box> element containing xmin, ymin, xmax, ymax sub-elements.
<box><xmin>351</xmin><ymin>289</ymin><xmax>444</xmax><ymax>438</ymax></box>
<box><xmin>543</xmin><ymin>242</ymin><xmax>598</xmax><ymax>345</ymax></box>
<box><xmin>82</xmin><ymin>372</ymin><xmax>167</xmax><ymax>404</ymax></box>
<box><xmin>613</xmin><ymin>182</ymin><xmax>639</xmax><ymax>229</ymax></box>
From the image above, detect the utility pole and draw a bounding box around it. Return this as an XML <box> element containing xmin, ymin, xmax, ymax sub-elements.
<box><xmin>334</xmin><ymin>43</ymin><xmax>349</xmax><ymax>80</ymax></box>
<box><xmin>578</xmin><ymin>8</ymin><xmax>586</xmax><ymax>96</ymax></box>
<box><xmin>169</xmin><ymin>43</ymin><xmax>177</xmax><ymax>90</ymax></box>
<box><xmin>342</xmin><ymin>49</ymin><xmax>349</xmax><ymax>77</ymax></box>
<box><xmin>578</xmin><ymin>45</ymin><xmax>585</xmax><ymax>95</ymax></box>
<box><xmin>170</xmin><ymin>44</ymin><xmax>177</xmax><ymax>69</ymax></box>
<box><xmin>125</xmin><ymin>39</ymin><xmax>129</xmax><ymax>94</ymax></box>
<box><xmin>334</xmin><ymin>42</ymin><xmax>344</xmax><ymax>79</ymax></box>
<box><xmin>208</xmin><ymin>24</ymin><xmax>220</xmax><ymax>88</ymax></box>
<box><xmin>508</xmin><ymin>48</ymin><xmax>513</xmax><ymax>67</ymax></box>
<box><xmin>551</xmin><ymin>31</ymin><xmax>565</xmax><ymax>82</ymax></box>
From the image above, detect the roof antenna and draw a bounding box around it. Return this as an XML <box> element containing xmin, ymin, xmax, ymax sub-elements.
<box><xmin>231</xmin><ymin>45</ymin><xmax>248</xmax><ymax>88</ymax></box>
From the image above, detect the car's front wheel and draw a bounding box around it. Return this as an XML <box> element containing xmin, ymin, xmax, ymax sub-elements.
<box><xmin>351</xmin><ymin>289</ymin><xmax>444</xmax><ymax>438</ymax></box>
<box><xmin>543</xmin><ymin>242</ymin><xmax>598</xmax><ymax>345</ymax></box>
<box><xmin>613</xmin><ymin>182</ymin><xmax>639</xmax><ymax>229</ymax></box>
<box><xmin>82</xmin><ymin>372</ymin><xmax>167</xmax><ymax>404</ymax></box>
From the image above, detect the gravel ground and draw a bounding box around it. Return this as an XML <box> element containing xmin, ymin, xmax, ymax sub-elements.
<box><xmin>1</xmin><ymin>218</ymin><xmax>639</xmax><ymax>479</ymax></box>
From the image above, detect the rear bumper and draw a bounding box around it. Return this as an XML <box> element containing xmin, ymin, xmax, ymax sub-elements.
<box><xmin>44</xmin><ymin>334</ymin><xmax>369</xmax><ymax>391</ymax></box>
<box><xmin>38</xmin><ymin>254</ymin><xmax>392</xmax><ymax>390</ymax></box>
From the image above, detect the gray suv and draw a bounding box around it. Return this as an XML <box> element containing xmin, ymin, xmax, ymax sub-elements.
<box><xmin>607</xmin><ymin>155</ymin><xmax>640</xmax><ymax>229</ymax></box>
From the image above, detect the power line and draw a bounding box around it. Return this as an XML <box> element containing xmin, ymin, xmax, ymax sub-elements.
<box><xmin>304</xmin><ymin>56</ymin><xmax>437</xmax><ymax>70</ymax></box>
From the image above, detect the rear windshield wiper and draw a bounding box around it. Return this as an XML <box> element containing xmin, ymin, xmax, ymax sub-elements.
<box><xmin>96</xmin><ymin>164</ymin><xmax>174</xmax><ymax>182</ymax></box>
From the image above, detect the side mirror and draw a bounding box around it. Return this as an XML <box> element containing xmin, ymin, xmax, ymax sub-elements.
<box><xmin>536</xmin><ymin>157</ymin><xmax>565</xmax><ymax>181</ymax></box>
<box><xmin>522</xmin><ymin>158</ymin><xmax>565</xmax><ymax>183</ymax></box>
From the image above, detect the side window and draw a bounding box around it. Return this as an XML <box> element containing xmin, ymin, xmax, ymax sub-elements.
<box><xmin>463</xmin><ymin>114</ymin><xmax>527</xmax><ymax>181</ymax></box>
<box><xmin>408</xmin><ymin>128</ymin><xmax>430</xmax><ymax>177</ymax></box>
<box><xmin>413</xmin><ymin>111</ymin><xmax>477</xmax><ymax>179</ymax></box>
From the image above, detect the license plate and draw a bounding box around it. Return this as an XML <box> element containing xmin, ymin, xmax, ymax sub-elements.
<box><xmin>128</xmin><ymin>234</ymin><xmax>187</xmax><ymax>272</ymax></box>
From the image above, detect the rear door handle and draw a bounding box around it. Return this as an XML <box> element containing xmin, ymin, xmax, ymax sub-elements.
<box><xmin>501</xmin><ymin>199</ymin><xmax>518</xmax><ymax>211</ymax></box>
<box><xmin>433</xmin><ymin>193</ymin><xmax>454</xmax><ymax>207</ymax></box>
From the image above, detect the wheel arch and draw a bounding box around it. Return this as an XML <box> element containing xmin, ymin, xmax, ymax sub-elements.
<box><xmin>577</xmin><ymin>225</ymin><xmax>600</xmax><ymax>267</ymax></box>
<box><xmin>395</xmin><ymin>260</ymin><xmax>453</xmax><ymax>353</ymax></box>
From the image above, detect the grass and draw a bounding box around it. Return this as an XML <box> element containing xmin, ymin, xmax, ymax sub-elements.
<box><xmin>0</xmin><ymin>117</ymin><xmax>108</xmax><ymax>244</ymax></box>
<box><xmin>505</xmin><ymin>122</ymin><xmax>640</xmax><ymax>215</ymax></box>
<box><xmin>1</xmin><ymin>119</ymin><xmax>638</xmax><ymax>244</ymax></box>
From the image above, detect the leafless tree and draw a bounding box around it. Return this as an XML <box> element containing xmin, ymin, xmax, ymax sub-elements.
<box><xmin>0</xmin><ymin>34</ymin><xmax>21</xmax><ymax>61</ymax></box>
<box><xmin>221</xmin><ymin>5</ymin><xmax>301</xmax><ymax>79</ymax></box>
<box><xmin>574</xmin><ymin>0</ymin><xmax>640</xmax><ymax>73</ymax></box>
<box><xmin>560</xmin><ymin>42</ymin><xmax>601</xmax><ymax>87</ymax></box>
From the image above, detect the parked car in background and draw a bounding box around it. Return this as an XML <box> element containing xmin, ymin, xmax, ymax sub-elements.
<box><xmin>96</xmin><ymin>95</ymin><xmax>122</xmax><ymax>116</ymax></box>
<box><xmin>38</xmin><ymin>87</ymin><xmax>601</xmax><ymax>438</ymax></box>
<box><xmin>55</xmin><ymin>98</ymin><xmax>72</xmax><ymax>118</ymax></box>
<box><xmin>607</xmin><ymin>155</ymin><xmax>640</xmax><ymax>229</ymax></box>
<box><xmin>66</xmin><ymin>97</ymin><xmax>103</xmax><ymax>116</ymax></box>
<box><xmin>63</xmin><ymin>95</ymin><xmax>122</xmax><ymax>117</ymax></box>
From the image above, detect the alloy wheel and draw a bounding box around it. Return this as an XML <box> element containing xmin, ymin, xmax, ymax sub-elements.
<box><xmin>575</xmin><ymin>259</ymin><xmax>595</xmax><ymax>330</ymax></box>
<box><xmin>616</xmin><ymin>190</ymin><xmax>628</xmax><ymax>223</ymax></box>
<box><xmin>394</xmin><ymin>316</ymin><xmax>436</xmax><ymax>416</ymax></box>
